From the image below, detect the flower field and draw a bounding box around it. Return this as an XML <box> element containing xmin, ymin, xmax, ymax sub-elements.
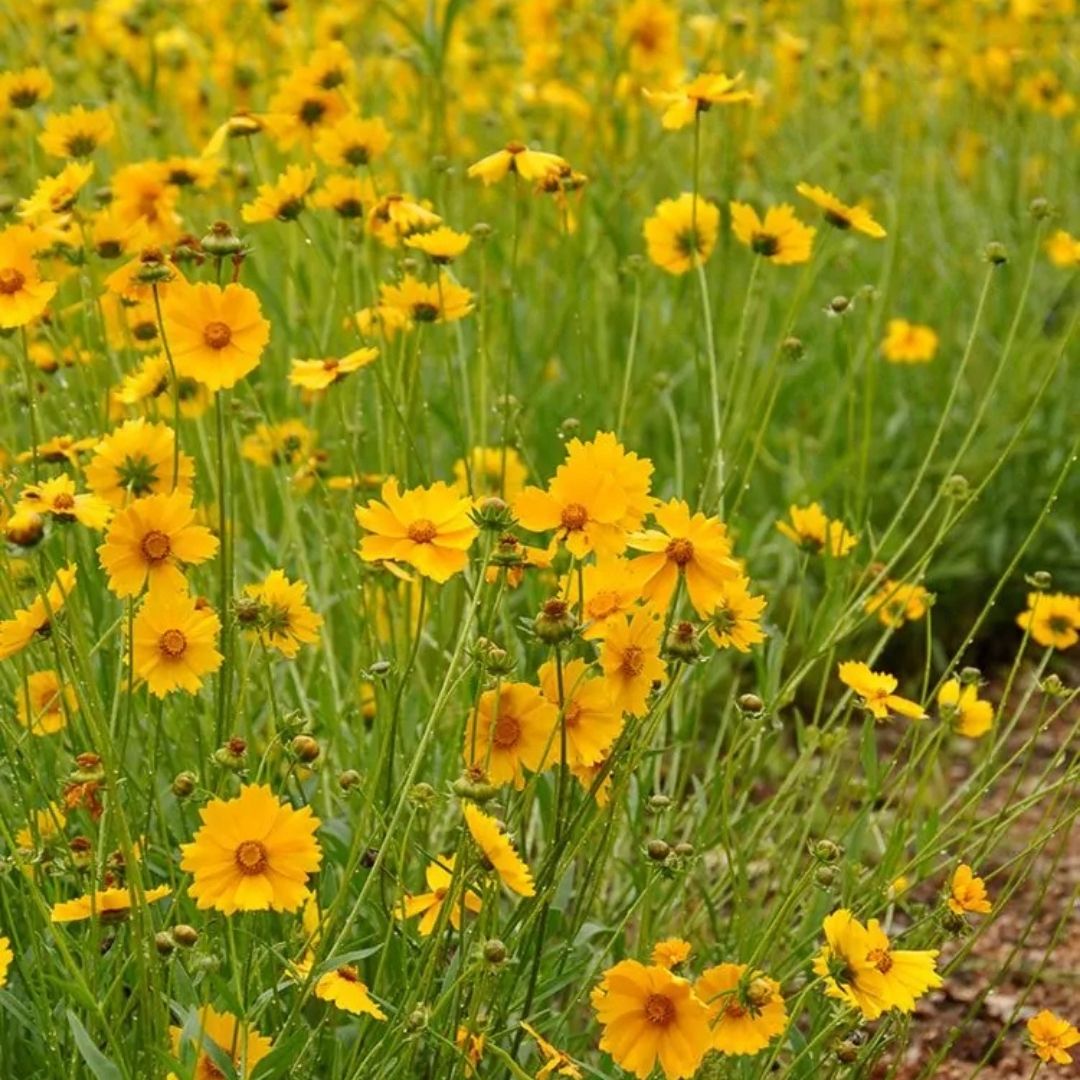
<box><xmin>1</xmin><ymin>1</ymin><xmax>1078</xmax><ymax>1077</ymax></box>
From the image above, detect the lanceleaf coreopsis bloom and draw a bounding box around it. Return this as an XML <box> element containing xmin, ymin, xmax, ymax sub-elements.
<box><xmin>0</xmin><ymin>936</ymin><xmax>11</xmax><ymax>988</ymax></box>
<box><xmin>242</xmin><ymin>569</ymin><xmax>323</xmax><ymax>659</ymax></box>
<box><xmin>86</xmin><ymin>419</ymin><xmax>195</xmax><ymax>507</ymax></box>
<box><xmin>0</xmin><ymin>565</ymin><xmax>77</xmax><ymax>661</ymax></box>
<box><xmin>467</xmin><ymin>141</ymin><xmax>568</xmax><ymax>185</ymax></box>
<box><xmin>600</xmin><ymin>608</ymin><xmax>667</xmax><ymax>716</ymax></box>
<box><xmin>169</xmin><ymin>1006</ymin><xmax>272</xmax><ymax>1079</ymax></box>
<box><xmin>865</xmin><ymin>579</ymin><xmax>931</xmax><ymax>627</ymax></box>
<box><xmin>399</xmin><ymin>854</ymin><xmax>482</xmax><ymax>936</ymax></box>
<box><xmin>463</xmin><ymin>680</ymin><xmax>558</xmax><ymax>789</ymax></box>
<box><xmin>948</xmin><ymin>864</ymin><xmax>992</xmax><ymax>916</ymax></box>
<box><xmin>453</xmin><ymin>445</ymin><xmax>528</xmax><ymax>502</ymax></box>
<box><xmin>937</xmin><ymin>678</ymin><xmax>993</xmax><ymax>738</ymax></box>
<box><xmin>796</xmin><ymin>182</ymin><xmax>886</xmax><ymax>238</ymax></box>
<box><xmin>17</xmin><ymin>475</ymin><xmax>111</xmax><ymax>530</ymax></box>
<box><xmin>463</xmin><ymin>803</ymin><xmax>535</xmax><ymax>896</ymax></box>
<box><xmin>1016</xmin><ymin>591</ymin><xmax>1080</xmax><ymax>650</ymax></box>
<box><xmin>0</xmin><ymin>224</ymin><xmax>57</xmax><ymax>328</ymax></box>
<box><xmin>882</xmin><ymin>318</ymin><xmax>938</xmax><ymax>363</ymax></box>
<box><xmin>707</xmin><ymin>576</ymin><xmax>767</xmax><ymax>653</ymax></box>
<box><xmin>644</xmin><ymin>193</ymin><xmax>720</xmax><ymax>274</ymax></box>
<box><xmin>292</xmin><ymin>954</ymin><xmax>386</xmax><ymax>1020</ymax></box>
<box><xmin>38</xmin><ymin>104</ymin><xmax>115</xmax><ymax>159</ymax></box>
<box><xmin>378</xmin><ymin>273</ymin><xmax>474</xmax><ymax>325</ymax></box>
<box><xmin>131</xmin><ymin>589</ymin><xmax>222</xmax><ymax>697</ymax></box>
<box><xmin>838</xmin><ymin>661</ymin><xmax>925</xmax><ymax>721</ymax></box>
<box><xmin>694</xmin><ymin>963</ymin><xmax>788</xmax><ymax>1056</ymax></box>
<box><xmin>355</xmin><ymin>478</ymin><xmax>478</xmax><ymax>582</ymax></box>
<box><xmin>180</xmin><ymin>784</ymin><xmax>322</xmax><ymax>914</ymax></box>
<box><xmin>776</xmin><ymin>503</ymin><xmax>857</xmax><ymax>556</ymax></box>
<box><xmin>644</xmin><ymin>72</ymin><xmax>753</xmax><ymax>129</ymax></box>
<box><xmin>51</xmin><ymin>884</ymin><xmax>171</xmax><ymax>924</ymax></box>
<box><xmin>730</xmin><ymin>203</ymin><xmax>815</xmax><ymax>265</ymax></box>
<box><xmin>241</xmin><ymin>164</ymin><xmax>318</xmax><ymax>223</ymax></box>
<box><xmin>1027</xmin><ymin>1010</ymin><xmax>1080</xmax><ymax>1065</ymax></box>
<box><xmin>289</xmin><ymin>348</ymin><xmax>378</xmax><ymax>392</ymax></box>
<box><xmin>538</xmin><ymin>657</ymin><xmax>624</xmax><ymax>768</ymax></box>
<box><xmin>16</xmin><ymin>670</ymin><xmax>77</xmax><ymax>735</ymax></box>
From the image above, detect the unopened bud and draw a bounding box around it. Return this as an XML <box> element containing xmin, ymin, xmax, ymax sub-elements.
<box><xmin>155</xmin><ymin>931</ymin><xmax>175</xmax><ymax>956</ymax></box>
<box><xmin>984</xmin><ymin>241</ymin><xmax>1008</xmax><ymax>265</ymax></box>
<box><xmin>1026</xmin><ymin>570</ymin><xmax>1052</xmax><ymax>591</ymax></box>
<box><xmin>291</xmin><ymin>735</ymin><xmax>320</xmax><ymax>764</ymax></box>
<box><xmin>202</xmin><ymin>220</ymin><xmax>245</xmax><ymax>258</ymax></box>
<box><xmin>172</xmin><ymin>924</ymin><xmax>200</xmax><ymax>947</ymax></box>
<box><xmin>782</xmin><ymin>336</ymin><xmax>804</xmax><ymax>360</ymax></box>
<box><xmin>471</xmin><ymin>497</ymin><xmax>514</xmax><ymax>531</ymax></box>
<box><xmin>213</xmin><ymin>737</ymin><xmax>247</xmax><ymax>770</ymax></box>
<box><xmin>482</xmin><ymin>938</ymin><xmax>507</xmax><ymax>965</ymax></box>
<box><xmin>646</xmin><ymin>839</ymin><xmax>671</xmax><ymax>862</ymax></box>
<box><xmin>339</xmin><ymin>769</ymin><xmax>362</xmax><ymax>791</ymax></box>
<box><xmin>1028</xmin><ymin>197</ymin><xmax>1051</xmax><ymax>220</ymax></box>
<box><xmin>828</xmin><ymin>295</ymin><xmax>850</xmax><ymax>314</ymax></box>
<box><xmin>959</xmin><ymin>667</ymin><xmax>981</xmax><ymax>686</ymax></box>
<box><xmin>814</xmin><ymin>865</ymin><xmax>836</xmax><ymax>887</ymax></box>
<box><xmin>408</xmin><ymin>782</ymin><xmax>438</xmax><ymax>809</ymax></box>
<box><xmin>647</xmin><ymin>794</ymin><xmax>671</xmax><ymax>814</ymax></box>
<box><xmin>533</xmin><ymin>597</ymin><xmax>577</xmax><ymax>644</ymax></box>
<box><xmin>664</xmin><ymin>620</ymin><xmax>701</xmax><ymax>661</ymax></box>
<box><xmin>738</xmin><ymin>693</ymin><xmax>765</xmax><ymax>714</ymax></box>
<box><xmin>812</xmin><ymin>839</ymin><xmax>842</xmax><ymax>863</ymax></box>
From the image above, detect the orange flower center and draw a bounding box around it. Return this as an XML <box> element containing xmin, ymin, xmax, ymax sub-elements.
<box><xmin>407</xmin><ymin>518</ymin><xmax>438</xmax><ymax>544</ymax></box>
<box><xmin>505</xmin><ymin>140</ymin><xmax>527</xmax><ymax>154</ymax></box>
<box><xmin>620</xmin><ymin>645</ymin><xmax>646</xmax><ymax>677</ymax></box>
<box><xmin>197</xmin><ymin>1057</ymin><xmax>228</xmax><ymax>1080</ymax></box>
<box><xmin>53</xmin><ymin>493</ymin><xmax>76</xmax><ymax>511</ymax></box>
<box><xmin>564</xmin><ymin>701</ymin><xmax>582</xmax><ymax>727</ymax></box>
<box><xmin>234</xmin><ymin>839</ymin><xmax>269</xmax><ymax>875</ymax></box>
<box><xmin>560</xmin><ymin>502</ymin><xmax>588</xmax><ymax>531</ymax></box>
<box><xmin>492</xmin><ymin>714</ymin><xmax>522</xmax><ymax>748</ymax></box>
<box><xmin>141</xmin><ymin>529</ymin><xmax>172</xmax><ymax>562</ymax></box>
<box><xmin>665</xmin><ymin>537</ymin><xmax>694</xmax><ymax>566</ymax></box>
<box><xmin>159</xmin><ymin>628</ymin><xmax>187</xmax><ymax>658</ymax></box>
<box><xmin>336</xmin><ymin>964</ymin><xmax>359</xmax><ymax>982</ymax></box>
<box><xmin>867</xmin><ymin>948</ymin><xmax>893</xmax><ymax>973</ymax></box>
<box><xmin>322</xmin><ymin>358</ymin><xmax>340</xmax><ymax>371</ymax></box>
<box><xmin>723</xmin><ymin>1000</ymin><xmax>748</xmax><ymax>1019</ymax></box>
<box><xmin>1046</xmin><ymin>614</ymin><xmax>1070</xmax><ymax>634</ymax></box>
<box><xmin>587</xmin><ymin>590</ymin><xmax>620</xmax><ymax>619</ymax></box>
<box><xmin>0</xmin><ymin>267</ymin><xmax>27</xmax><ymax>295</ymax></box>
<box><xmin>203</xmin><ymin>320</ymin><xmax>232</xmax><ymax>349</ymax></box>
<box><xmin>643</xmin><ymin>992</ymin><xmax>676</xmax><ymax>1027</ymax></box>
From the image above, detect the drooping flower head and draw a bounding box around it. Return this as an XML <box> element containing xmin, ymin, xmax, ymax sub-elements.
<box><xmin>462</xmin><ymin>803</ymin><xmax>535</xmax><ymax>896</ymax></box>
<box><xmin>796</xmin><ymin>183</ymin><xmax>886</xmax><ymax>238</ymax></box>
<box><xmin>838</xmin><ymin>661</ymin><xmax>925</xmax><ymax>721</ymax></box>
<box><xmin>467</xmin><ymin>141</ymin><xmax>568</xmax><ymax>185</ymax></box>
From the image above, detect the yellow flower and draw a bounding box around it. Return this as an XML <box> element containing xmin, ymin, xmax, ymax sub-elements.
<box><xmin>707</xmin><ymin>576</ymin><xmax>767</xmax><ymax>653</ymax></box>
<box><xmin>937</xmin><ymin>679</ymin><xmax>993</xmax><ymax>738</ymax></box>
<box><xmin>241</xmin><ymin>164</ymin><xmax>318</xmax><ymax>224</ymax></box>
<box><xmin>0</xmin><ymin>66</ymin><xmax>53</xmax><ymax>110</ymax></box>
<box><xmin>17</xmin><ymin>475</ymin><xmax>111</xmax><ymax>530</ymax></box>
<box><xmin>538</xmin><ymin>657</ymin><xmax>624</xmax><ymax>768</ymax></box>
<box><xmin>630</xmin><ymin>498</ymin><xmax>740</xmax><ymax>616</ymax></box>
<box><xmin>16</xmin><ymin>669</ymin><xmax>77</xmax><ymax>735</ymax></box>
<box><xmin>86</xmin><ymin>419</ymin><xmax>195</xmax><ymax>507</ymax></box>
<box><xmin>17</xmin><ymin>161</ymin><xmax>94</xmax><ymax>225</ymax></box>
<box><xmin>1018</xmin><ymin>70</ymin><xmax>1075</xmax><ymax>118</ymax></box>
<box><xmin>378</xmin><ymin>273</ymin><xmax>474</xmax><ymax>325</ymax></box>
<box><xmin>38</xmin><ymin>105</ymin><xmax>115</xmax><ymax>158</ymax></box>
<box><xmin>462</xmin><ymin>803</ymin><xmax>535</xmax><ymax>896</ymax></box>
<box><xmin>15</xmin><ymin>803</ymin><xmax>66</xmax><ymax>849</ymax></box>
<box><xmin>111</xmin><ymin>162</ymin><xmax>182</xmax><ymax>245</ymax></box>
<box><xmin>644</xmin><ymin>72</ymin><xmax>754</xmax><ymax>129</ymax></box>
<box><xmin>464</xmin><ymin>681</ymin><xmax>558</xmax><ymax>789</ymax></box>
<box><xmin>51</xmin><ymin>884</ymin><xmax>171</xmax><ymax>924</ymax></box>
<box><xmin>578</xmin><ymin>557</ymin><xmax>650</xmax><ymax>640</ymax></box>
<box><xmin>289</xmin><ymin>347</ymin><xmax>378</xmax><ymax>392</ymax></box>
<box><xmin>453</xmin><ymin>446</ymin><xmax>528</xmax><ymax>502</ymax></box>
<box><xmin>467</xmin><ymin>141</ymin><xmax>568</xmax><ymax>185</ymax></box>
<box><xmin>882</xmin><ymin>319</ymin><xmax>938</xmax><ymax>363</ymax></box>
<box><xmin>456</xmin><ymin>1027</ymin><xmax>486</xmax><ymax>1077</ymax></box>
<box><xmin>838</xmin><ymin>661</ymin><xmax>925</xmax><ymax>721</ymax></box>
<box><xmin>600</xmin><ymin>608</ymin><xmax>667</xmax><ymax>717</ymax></box>
<box><xmin>520</xmin><ymin>1021</ymin><xmax>583</xmax><ymax>1078</ymax></box>
<box><xmin>0</xmin><ymin>935</ymin><xmax>11</xmax><ymax>989</ymax></box>
<box><xmin>593</xmin><ymin>959</ymin><xmax>712</xmax><ymax>1079</ymax></box>
<box><xmin>695</xmin><ymin>963</ymin><xmax>787</xmax><ymax>1056</ymax></box>
<box><xmin>865</xmin><ymin>580</ymin><xmax>931</xmax><ymax>627</ymax></box>
<box><xmin>730</xmin><ymin>203</ymin><xmax>815</xmax><ymax>265</ymax></box>
<box><xmin>796</xmin><ymin>183</ymin><xmax>886</xmax><ymax>238</ymax></box>
<box><xmin>314</xmin><ymin>113</ymin><xmax>392</xmax><ymax>167</ymax></box>
<box><xmin>0</xmin><ymin>224</ymin><xmax>57</xmax><ymax>328</ymax></box>
<box><xmin>243</xmin><ymin>569</ymin><xmax>323</xmax><ymax>659</ymax></box>
<box><xmin>366</xmin><ymin>193</ymin><xmax>442</xmax><ymax>247</ymax></box>
<box><xmin>170</xmin><ymin>1006</ymin><xmax>272</xmax><ymax>1078</ymax></box>
<box><xmin>776</xmin><ymin>503</ymin><xmax>857</xmax><ymax>557</ymax></box>
<box><xmin>355</xmin><ymin>477</ymin><xmax>478</xmax><ymax>582</ymax></box>
<box><xmin>0</xmin><ymin>565</ymin><xmax>77</xmax><ymax>662</ymax></box>
<box><xmin>1045</xmin><ymin>229</ymin><xmax>1080</xmax><ymax>268</ymax></box>
<box><xmin>404</xmin><ymin>226</ymin><xmax>472</xmax><ymax>264</ymax></box>
<box><xmin>948</xmin><ymin>864</ymin><xmax>991</xmax><ymax>916</ymax></box>
<box><xmin>180</xmin><ymin>784</ymin><xmax>322</xmax><ymax>914</ymax></box>
<box><xmin>241</xmin><ymin>420</ymin><xmax>315</xmax><ymax>468</ymax></box>
<box><xmin>644</xmin><ymin>193</ymin><xmax>720</xmax><ymax>274</ymax></box>
<box><xmin>311</xmin><ymin>174</ymin><xmax>371</xmax><ymax>219</ymax></box>
<box><xmin>399</xmin><ymin>854</ymin><xmax>482</xmax><ymax>936</ymax></box>
<box><xmin>131</xmin><ymin>589</ymin><xmax>222</xmax><ymax>698</ymax></box>
<box><xmin>294</xmin><ymin>953</ymin><xmax>386</xmax><ymax>1019</ymax></box>
<box><xmin>813</xmin><ymin>909</ymin><xmax>891</xmax><ymax>1019</ymax></box>
<box><xmin>1016</xmin><ymin>591</ymin><xmax>1080</xmax><ymax>650</ymax></box>
<box><xmin>1028</xmin><ymin>1009</ymin><xmax>1080</xmax><ymax>1065</ymax></box>
<box><xmin>651</xmin><ymin>938</ymin><xmax>692</xmax><ymax>970</ymax></box>
<box><xmin>162</xmin><ymin>278</ymin><xmax>270</xmax><ymax>390</ymax></box>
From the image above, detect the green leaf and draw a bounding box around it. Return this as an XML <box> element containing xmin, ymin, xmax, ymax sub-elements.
<box><xmin>66</xmin><ymin>1010</ymin><xmax>125</xmax><ymax>1080</ymax></box>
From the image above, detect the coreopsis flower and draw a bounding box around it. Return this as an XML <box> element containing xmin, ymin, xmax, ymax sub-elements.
<box><xmin>796</xmin><ymin>183</ymin><xmax>886</xmax><ymax>238</ymax></box>
<box><xmin>694</xmin><ymin>963</ymin><xmax>788</xmax><ymax>1056</ymax></box>
<box><xmin>243</xmin><ymin>570</ymin><xmax>323</xmax><ymax>659</ymax></box>
<box><xmin>162</xmin><ymin>278</ymin><xmax>270</xmax><ymax>391</ymax></box>
<box><xmin>17</xmin><ymin>161</ymin><xmax>94</xmax><ymax>225</ymax></box>
<box><xmin>601</xmin><ymin>608</ymin><xmax>667</xmax><ymax>716</ymax></box>
<box><xmin>520</xmin><ymin>1022</ymin><xmax>583</xmax><ymax>1079</ymax></box>
<box><xmin>354</xmin><ymin>302</ymin><xmax>410</xmax><ymax>340</ymax></box>
<box><xmin>629</xmin><ymin>498</ymin><xmax>740</xmax><ymax>616</ymax></box>
<box><xmin>1016</xmin><ymin>592</ymin><xmax>1080</xmax><ymax>650</ymax></box>
<box><xmin>0</xmin><ymin>566</ymin><xmax>77</xmax><ymax>661</ymax></box>
<box><xmin>131</xmin><ymin>589</ymin><xmax>222</xmax><ymax>698</ymax></box>
<box><xmin>865</xmin><ymin>580</ymin><xmax>931</xmax><ymax>627</ymax></box>
<box><xmin>0</xmin><ymin>936</ymin><xmax>11</xmax><ymax>988</ymax></box>
<box><xmin>22</xmin><ymin>434</ymin><xmax>97</xmax><ymax>468</ymax></box>
<box><xmin>0</xmin><ymin>224</ymin><xmax>57</xmax><ymax>328</ymax></box>
<box><xmin>651</xmin><ymin>939</ymin><xmax>692</xmax><ymax>970</ymax></box>
<box><xmin>453</xmin><ymin>446</ymin><xmax>528</xmax><ymax>501</ymax></box>
<box><xmin>1027</xmin><ymin>1010</ymin><xmax>1080</xmax><ymax>1065</ymax></box>
<box><xmin>111</xmin><ymin>162</ymin><xmax>182</xmax><ymax>245</ymax></box>
<box><xmin>162</xmin><ymin>156</ymin><xmax>218</xmax><ymax>189</ymax></box>
<box><xmin>1045</xmin><ymin>229</ymin><xmax>1080</xmax><ymax>268</ymax></box>
<box><xmin>0</xmin><ymin>66</ymin><xmax>53</xmax><ymax>109</ymax></box>
<box><xmin>293</xmin><ymin>954</ymin><xmax>385</xmax><ymax>1019</ymax></box>
<box><xmin>644</xmin><ymin>193</ymin><xmax>720</xmax><ymax>274</ymax></box>
<box><xmin>241</xmin><ymin>164</ymin><xmax>318</xmax><ymax>224</ymax></box>
<box><xmin>265</xmin><ymin>72</ymin><xmax>349</xmax><ymax>150</ymax></box>
<box><xmin>948</xmin><ymin>864</ymin><xmax>991</xmax><ymax>916</ymax></box>
<box><xmin>937</xmin><ymin>679</ymin><xmax>993</xmax><ymax>738</ymax></box>
<box><xmin>617</xmin><ymin>0</ymin><xmax>680</xmax><ymax>74</ymax></box>
<box><xmin>456</xmin><ymin>1027</ymin><xmax>486</xmax><ymax>1076</ymax></box>
<box><xmin>707</xmin><ymin>576</ymin><xmax>767</xmax><ymax>653</ymax></box>
<box><xmin>730</xmin><ymin>203</ymin><xmax>815</xmax><ymax>265</ymax></box>
<box><xmin>1018</xmin><ymin>70</ymin><xmax>1075</xmax><ymax>118</ymax></box>
<box><xmin>463</xmin><ymin>681</ymin><xmax>559</xmax><ymax>788</ymax></box>
<box><xmin>16</xmin><ymin>670</ymin><xmax>77</xmax><ymax>735</ymax></box>
<box><xmin>861</xmin><ymin>917</ymin><xmax>942</xmax><ymax>1011</ymax></box>
<box><xmin>289</xmin><ymin>348</ymin><xmax>378</xmax><ymax>392</ymax></box>
<box><xmin>378</xmin><ymin>273</ymin><xmax>475</xmax><ymax>325</ymax></box>
<box><xmin>776</xmin><ymin>503</ymin><xmax>857</xmax><ymax>557</ymax></box>
<box><xmin>882</xmin><ymin>319</ymin><xmax>938</xmax><ymax>363</ymax></box>
<box><xmin>38</xmin><ymin>105</ymin><xmax>115</xmax><ymax>158</ymax></box>
<box><xmin>404</xmin><ymin>226</ymin><xmax>472</xmax><ymax>264</ymax></box>
<box><xmin>17</xmin><ymin>476</ymin><xmax>111</xmax><ymax>530</ymax></box>
<box><xmin>241</xmin><ymin>420</ymin><xmax>315</xmax><ymax>468</ymax></box>
<box><xmin>86</xmin><ymin>419</ymin><xmax>195</xmax><ymax>506</ymax></box>
<box><xmin>355</xmin><ymin>478</ymin><xmax>478</xmax><ymax>582</ymax></box>
<box><xmin>838</xmin><ymin>661</ymin><xmax>925</xmax><ymax>721</ymax></box>
<box><xmin>592</xmin><ymin>959</ymin><xmax>712</xmax><ymax>1080</ymax></box>
<box><xmin>314</xmin><ymin>113</ymin><xmax>392</xmax><ymax>167</ymax></box>
<box><xmin>366</xmin><ymin>193</ymin><xmax>442</xmax><ymax>247</ymax></box>
<box><xmin>180</xmin><ymin>784</ymin><xmax>322</xmax><ymax>914</ymax></box>
<box><xmin>462</xmin><ymin>803</ymin><xmax>535</xmax><ymax>896</ymax></box>
<box><xmin>98</xmin><ymin>492</ymin><xmax>216</xmax><ymax>598</ymax></box>
<box><xmin>516</xmin><ymin>432</ymin><xmax>654</xmax><ymax>558</ymax></box>
<box><xmin>538</xmin><ymin>657</ymin><xmax>625</xmax><ymax>767</ymax></box>
<box><xmin>311</xmin><ymin>175</ymin><xmax>370</xmax><ymax>218</ymax></box>
<box><xmin>170</xmin><ymin>1006</ymin><xmax>272</xmax><ymax>1078</ymax></box>
<box><xmin>50</xmin><ymin>884</ymin><xmax>171</xmax><ymax>924</ymax></box>
<box><xmin>399</xmin><ymin>854</ymin><xmax>482</xmax><ymax>935</ymax></box>
<box><xmin>578</xmin><ymin>558</ymin><xmax>649</xmax><ymax>640</ymax></box>
<box><xmin>644</xmin><ymin>72</ymin><xmax>753</xmax><ymax>129</ymax></box>
<box><xmin>467</xmin><ymin>141</ymin><xmax>568</xmax><ymax>185</ymax></box>
<box><xmin>15</xmin><ymin>803</ymin><xmax>66</xmax><ymax>849</ymax></box>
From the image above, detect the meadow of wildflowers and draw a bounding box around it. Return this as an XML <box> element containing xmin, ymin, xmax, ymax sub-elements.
<box><xmin>0</xmin><ymin>1</ymin><xmax>1078</xmax><ymax>1077</ymax></box>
